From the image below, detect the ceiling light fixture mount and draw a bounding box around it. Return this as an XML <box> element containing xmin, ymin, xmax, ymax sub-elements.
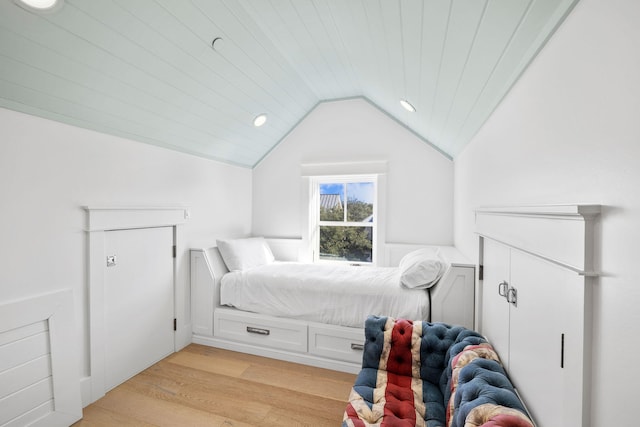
<box><xmin>400</xmin><ymin>99</ymin><xmax>416</xmax><ymax>113</ymax></box>
<box><xmin>211</xmin><ymin>37</ymin><xmax>223</xmax><ymax>51</ymax></box>
<box><xmin>15</xmin><ymin>0</ymin><xmax>63</xmax><ymax>12</ymax></box>
<box><xmin>253</xmin><ymin>114</ymin><xmax>267</xmax><ymax>127</ymax></box>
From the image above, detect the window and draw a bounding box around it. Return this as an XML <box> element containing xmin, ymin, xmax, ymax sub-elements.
<box><xmin>312</xmin><ymin>176</ymin><xmax>377</xmax><ymax>264</ymax></box>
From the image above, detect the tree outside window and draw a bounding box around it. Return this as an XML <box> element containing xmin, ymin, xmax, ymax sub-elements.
<box><xmin>317</xmin><ymin>180</ymin><xmax>375</xmax><ymax>263</ymax></box>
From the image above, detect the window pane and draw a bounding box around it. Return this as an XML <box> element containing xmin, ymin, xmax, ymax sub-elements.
<box><xmin>319</xmin><ymin>225</ymin><xmax>373</xmax><ymax>263</ymax></box>
<box><xmin>319</xmin><ymin>183</ymin><xmax>344</xmax><ymax>222</ymax></box>
<box><xmin>346</xmin><ymin>182</ymin><xmax>374</xmax><ymax>222</ymax></box>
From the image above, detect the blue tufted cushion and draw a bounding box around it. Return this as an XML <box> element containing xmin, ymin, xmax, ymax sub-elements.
<box><xmin>422</xmin><ymin>381</ymin><xmax>446</xmax><ymax>426</ymax></box>
<box><xmin>360</xmin><ymin>315</ymin><xmax>388</xmax><ymax>370</ymax></box>
<box><xmin>361</xmin><ymin>317</ymin><xmax>487</xmax><ymax>382</ymax></box>
<box><xmin>440</xmin><ymin>331</ymin><xmax>490</xmax><ymax>404</ymax></box>
<box><xmin>351</xmin><ymin>368</ymin><xmax>378</xmax><ymax>410</ymax></box>
<box><xmin>343</xmin><ymin>316</ymin><xmax>534</xmax><ymax>427</ymax></box>
<box><xmin>451</xmin><ymin>359</ymin><xmax>530</xmax><ymax>427</ymax></box>
<box><xmin>418</xmin><ymin>322</ymin><xmax>466</xmax><ymax>385</ymax></box>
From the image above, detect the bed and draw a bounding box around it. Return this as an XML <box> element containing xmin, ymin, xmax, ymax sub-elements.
<box><xmin>190</xmin><ymin>237</ymin><xmax>475</xmax><ymax>373</ymax></box>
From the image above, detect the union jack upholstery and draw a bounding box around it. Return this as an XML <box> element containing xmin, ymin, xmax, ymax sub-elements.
<box><xmin>343</xmin><ymin>316</ymin><xmax>533</xmax><ymax>427</ymax></box>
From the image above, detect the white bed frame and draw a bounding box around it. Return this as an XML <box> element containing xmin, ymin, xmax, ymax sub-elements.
<box><xmin>190</xmin><ymin>239</ymin><xmax>475</xmax><ymax>373</ymax></box>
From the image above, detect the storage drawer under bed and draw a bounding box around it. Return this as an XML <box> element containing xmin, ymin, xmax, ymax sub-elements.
<box><xmin>308</xmin><ymin>323</ymin><xmax>365</xmax><ymax>364</ymax></box>
<box><xmin>214</xmin><ymin>308</ymin><xmax>308</xmax><ymax>353</ymax></box>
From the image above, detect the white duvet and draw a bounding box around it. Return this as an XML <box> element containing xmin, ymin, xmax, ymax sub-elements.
<box><xmin>219</xmin><ymin>261</ymin><xmax>430</xmax><ymax>328</ymax></box>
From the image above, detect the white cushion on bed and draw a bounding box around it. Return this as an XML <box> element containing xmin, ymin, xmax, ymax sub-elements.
<box><xmin>398</xmin><ymin>248</ymin><xmax>449</xmax><ymax>289</ymax></box>
<box><xmin>216</xmin><ymin>237</ymin><xmax>275</xmax><ymax>271</ymax></box>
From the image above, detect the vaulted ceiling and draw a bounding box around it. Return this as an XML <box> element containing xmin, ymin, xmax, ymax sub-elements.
<box><xmin>0</xmin><ymin>0</ymin><xmax>578</xmax><ymax>168</ymax></box>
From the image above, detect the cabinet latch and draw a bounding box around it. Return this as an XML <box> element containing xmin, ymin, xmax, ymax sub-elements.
<box><xmin>506</xmin><ymin>287</ymin><xmax>517</xmax><ymax>307</ymax></box>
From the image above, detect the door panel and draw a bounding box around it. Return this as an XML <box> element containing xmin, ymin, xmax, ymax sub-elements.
<box><xmin>104</xmin><ymin>226</ymin><xmax>174</xmax><ymax>391</ymax></box>
<box><xmin>509</xmin><ymin>250</ymin><xmax>583</xmax><ymax>427</ymax></box>
<box><xmin>480</xmin><ymin>238</ymin><xmax>511</xmax><ymax>367</ymax></box>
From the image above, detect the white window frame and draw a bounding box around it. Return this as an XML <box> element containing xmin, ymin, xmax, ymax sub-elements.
<box><xmin>310</xmin><ymin>174</ymin><xmax>378</xmax><ymax>265</ymax></box>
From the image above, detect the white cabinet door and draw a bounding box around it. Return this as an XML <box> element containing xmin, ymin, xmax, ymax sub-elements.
<box><xmin>480</xmin><ymin>238</ymin><xmax>511</xmax><ymax>366</ymax></box>
<box><xmin>104</xmin><ymin>226</ymin><xmax>174</xmax><ymax>391</ymax></box>
<box><xmin>509</xmin><ymin>250</ymin><xmax>584</xmax><ymax>427</ymax></box>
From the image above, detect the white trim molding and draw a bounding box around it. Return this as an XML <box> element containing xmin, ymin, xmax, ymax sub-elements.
<box><xmin>475</xmin><ymin>204</ymin><xmax>601</xmax><ymax>276</ymax></box>
<box><xmin>83</xmin><ymin>206</ymin><xmax>190</xmax><ymax>404</ymax></box>
<box><xmin>84</xmin><ymin>205</ymin><xmax>189</xmax><ymax>231</ymax></box>
<box><xmin>300</xmin><ymin>160</ymin><xmax>388</xmax><ymax>177</ymax></box>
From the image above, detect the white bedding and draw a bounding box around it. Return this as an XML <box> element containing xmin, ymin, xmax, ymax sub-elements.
<box><xmin>219</xmin><ymin>261</ymin><xmax>431</xmax><ymax>328</ymax></box>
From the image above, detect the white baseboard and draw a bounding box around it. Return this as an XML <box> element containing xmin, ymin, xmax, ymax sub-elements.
<box><xmin>191</xmin><ymin>334</ymin><xmax>361</xmax><ymax>374</ymax></box>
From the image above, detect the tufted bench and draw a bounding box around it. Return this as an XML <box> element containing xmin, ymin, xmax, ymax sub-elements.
<box><xmin>343</xmin><ymin>316</ymin><xmax>534</xmax><ymax>427</ymax></box>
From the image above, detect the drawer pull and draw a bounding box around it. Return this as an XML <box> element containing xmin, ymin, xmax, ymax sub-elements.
<box><xmin>351</xmin><ymin>343</ymin><xmax>364</xmax><ymax>351</ymax></box>
<box><xmin>246</xmin><ymin>326</ymin><xmax>270</xmax><ymax>336</ymax></box>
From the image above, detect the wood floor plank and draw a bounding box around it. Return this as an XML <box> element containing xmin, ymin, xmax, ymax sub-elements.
<box><xmin>93</xmin><ymin>386</ymin><xmax>254</xmax><ymax>427</ymax></box>
<box><xmin>167</xmin><ymin>350</ymin><xmax>250</xmax><ymax>377</ymax></box>
<box><xmin>262</xmin><ymin>406</ymin><xmax>344</xmax><ymax>427</ymax></box>
<box><xmin>73</xmin><ymin>405</ymin><xmax>156</xmax><ymax>427</ymax></box>
<box><xmin>240</xmin><ymin>364</ymin><xmax>354</xmax><ymax>401</ymax></box>
<box><xmin>184</xmin><ymin>344</ymin><xmax>356</xmax><ymax>382</ymax></box>
<box><xmin>132</xmin><ymin>360</ymin><xmax>347</xmax><ymax>422</ymax></box>
<box><xmin>74</xmin><ymin>344</ymin><xmax>356</xmax><ymax>426</ymax></box>
<box><xmin>123</xmin><ymin>372</ymin><xmax>272</xmax><ymax>424</ymax></box>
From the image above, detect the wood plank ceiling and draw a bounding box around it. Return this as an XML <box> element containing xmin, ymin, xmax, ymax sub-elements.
<box><xmin>0</xmin><ymin>0</ymin><xmax>578</xmax><ymax>168</ymax></box>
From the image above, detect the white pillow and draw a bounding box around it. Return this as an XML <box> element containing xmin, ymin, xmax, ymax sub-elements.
<box><xmin>398</xmin><ymin>248</ymin><xmax>449</xmax><ymax>289</ymax></box>
<box><xmin>216</xmin><ymin>237</ymin><xmax>275</xmax><ymax>271</ymax></box>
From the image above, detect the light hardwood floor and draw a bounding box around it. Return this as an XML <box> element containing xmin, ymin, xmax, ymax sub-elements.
<box><xmin>73</xmin><ymin>344</ymin><xmax>356</xmax><ymax>426</ymax></box>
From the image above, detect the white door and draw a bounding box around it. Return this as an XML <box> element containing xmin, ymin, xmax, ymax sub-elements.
<box><xmin>480</xmin><ymin>238</ymin><xmax>511</xmax><ymax>367</ymax></box>
<box><xmin>509</xmin><ymin>251</ymin><xmax>582</xmax><ymax>427</ymax></box>
<box><xmin>104</xmin><ymin>226</ymin><xmax>174</xmax><ymax>391</ymax></box>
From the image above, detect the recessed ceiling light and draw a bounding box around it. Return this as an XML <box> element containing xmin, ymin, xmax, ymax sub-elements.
<box><xmin>253</xmin><ymin>114</ymin><xmax>267</xmax><ymax>127</ymax></box>
<box><xmin>15</xmin><ymin>0</ymin><xmax>62</xmax><ymax>11</ymax></box>
<box><xmin>400</xmin><ymin>99</ymin><xmax>416</xmax><ymax>113</ymax></box>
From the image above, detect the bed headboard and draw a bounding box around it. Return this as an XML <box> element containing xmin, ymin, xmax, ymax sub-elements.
<box><xmin>384</xmin><ymin>243</ymin><xmax>473</xmax><ymax>267</ymax></box>
<box><xmin>476</xmin><ymin>204</ymin><xmax>600</xmax><ymax>427</ymax></box>
<box><xmin>264</xmin><ymin>237</ymin><xmax>303</xmax><ymax>261</ymax></box>
<box><xmin>205</xmin><ymin>238</ymin><xmax>469</xmax><ymax>268</ymax></box>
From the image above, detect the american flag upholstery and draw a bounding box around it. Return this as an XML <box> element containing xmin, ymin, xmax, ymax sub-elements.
<box><xmin>343</xmin><ymin>316</ymin><xmax>533</xmax><ymax>427</ymax></box>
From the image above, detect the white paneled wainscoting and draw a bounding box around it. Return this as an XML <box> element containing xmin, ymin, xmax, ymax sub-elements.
<box><xmin>0</xmin><ymin>290</ymin><xmax>82</xmax><ymax>427</ymax></box>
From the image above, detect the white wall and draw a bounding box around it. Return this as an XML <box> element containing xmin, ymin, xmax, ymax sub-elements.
<box><xmin>253</xmin><ymin>98</ymin><xmax>454</xmax><ymax>257</ymax></box>
<box><xmin>0</xmin><ymin>107</ymin><xmax>252</xmax><ymax>386</ymax></box>
<box><xmin>454</xmin><ymin>0</ymin><xmax>640</xmax><ymax>424</ymax></box>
